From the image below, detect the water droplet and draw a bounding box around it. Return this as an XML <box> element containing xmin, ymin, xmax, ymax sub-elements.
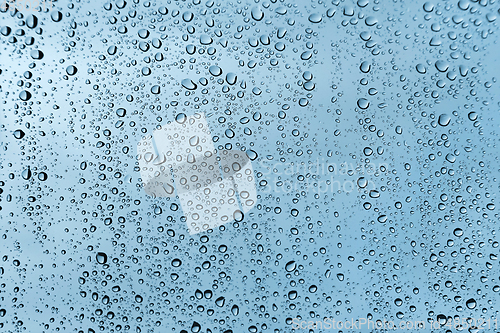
<box><xmin>466</xmin><ymin>298</ymin><xmax>476</xmax><ymax>309</ymax></box>
<box><xmin>13</xmin><ymin>130</ymin><xmax>25</xmax><ymax>139</ymax></box>
<box><xmin>357</xmin><ymin>98</ymin><xmax>369</xmax><ymax>109</ymax></box>
<box><xmin>116</xmin><ymin>108</ymin><xmax>126</xmax><ymax>117</ymax></box>
<box><xmin>435</xmin><ymin>60</ymin><xmax>449</xmax><ymax>72</ymax></box>
<box><xmin>226</xmin><ymin>73</ymin><xmax>237</xmax><ymax>85</ymax></box>
<box><xmin>445</xmin><ymin>153</ymin><xmax>456</xmax><ymax>163</ymax></box>
<box><xmin>378</xmin><ymin>215</ymin><xmax>388</xmax><ymax>223</ymax></box>
<box><xmin>138</xmin><ymin>29</ymin><xmax>149</xmax><ymax>39</ymax></box>
<box><xmin>438</xmin><ymin>114</ymin><xmax>451</xmax><ymax>126</ymax></box>
<box><xmin>151</xmin><ymin>85</ymin><xmax>160</xmax><ymax>94</ymax></box>
<box><xmin>302</xmin><ymin>71</ymin><xmax>313</xmax><ymax>81</ymax></box>
<box><xmin>251</xmin><ymin>6</ymin><xmax>264</xmax><ymax>21</ymax></box>
<box><xmin>365</xmin><ymin>16</ymin><xmax>378</xmax><ymax>26</ymax></box>
<box><xmin>285</xmin><ymin>261</ymin><xmax>296</xmax><ymax>272</ymax></box>
<box><xmin>182</xmin><ymin>11</ymin><xmax>194</xmax><ymax>22</ymax></box>
<box><xmin>357</xmin><ymin>177</ymin><xmax>368</xmax><ymax>188</ymax></box>
<box><xmin>26</xmin><ymin>15</ymin><xmax>38</xmax><ymax>29</ymax></box>
<box><xmin>66</xmin><ymin>65</ymin><xmax>77</xmax><ymax>76</ymax></box>
<box><xmin>22</xmin><ymin>167</ymin><xmax>31</xmax><ymax>180</ymax></box>
<box><xmin>200</xmin><ymin>34</ymin><xmax>213</xmax><ymax>45</ymax></box>
<box><xmin>468</xmin><ymin>112</ymin><xmax>478</xmax><ymax>121</ymax></box>
<box><xmin>416</xmin><ymin>63</ymin><xmax>427</xmax><ymax>74</ymax></box>
<box><xmin>423</xmin><ymin>2</ymin><xmax>435</xmax><ymax>12</ymax></box>
<box><xmin>360</xmin><ymin>61</ymin><xmax>371</xmax><ymax>73</ymax></box>
<box><xmin>30</xmin><ymin>50</ymin><xmax>44</xmax><ymax>60</ymax></box>
<box><xmin>19</xmin><ymin>90</ymin><xmax>31</xmax><ymax>101</ymax></box>
<box><xmin>209</xmin><ymin>65</ymin><xmax>222</xmax><ymax>76</ymax></box>
<box><xmin>215</xmin><ymin>296</ymin><xmax>225</xmax><ymax>307</ymax></box>
<box><xmin>457</xmin><ymin>0</ymin><xmax>469</xmax><ymax>10</ymax></box>
<box><xmin>276</xmin><ymin>7</ymin><xmax>287</xmax><ymax>15</ymax></box>
<box><xmin>301</xmin><ymin>51</ymin><xmax>313</xmax><ymax>60</ymax></box>
<box><xmin>181</xmin><ymin>79</ymin><xmax>197</xmax><ymax>90</ymax></box>
<box><xmin>96</xmin><ymin>252</ymin><xmax>108</xmax><ymax>264</ymax></box>
<box><xmin>176</xmin><ymin>113</ymin><xmax>187</xmax><ymax>124</ymax></box>
<box><xmin>308</xmin><ymin>14</ymin><xmax>322</xmax><ymax>23</ymax></box>
<box><xmin>327</xmin><ymin>8</ymin><xmax>336</xmax><ymax>18</ymax></box>
<box><xmin>51</xmin><ymin>11</ymin><xmax>63</xmax><ymax>22</ymax></box>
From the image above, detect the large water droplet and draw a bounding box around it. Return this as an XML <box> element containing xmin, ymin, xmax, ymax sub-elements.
<box><xmin>19</xmin><ymin>90</ymin><xmax>31</xmax><ymax>101</ymax></box>
<box><xmin>251</xmin><ymin>6</ymin><xmax>264</xmax><ymax>21</ymax></box>
<box><xmin>215</xmin><ymin>296</ymin><xmax>225</xmax><ymax>307</ymax></box>
<box><xmin>308</xmin><ymin>13</ymin><xmax>322</xmax><ymax>23</ymax></box>
<box><xmin>200</xmin><ymin>34</ymin><xmax>213</xmax><ymax>45</ymax></box>
<box><xmin>22</xmin><ymin>167</ymin><xmax>31</xmax><ymax>180</ymax></box>
<box><xmin>209</xmin><ymin>65</ymin><xmax>222</xmax><ymax>76</ymax></box>
<box><xmin>14</xmin><ymin>130</ymin><xmax>25</xmax><ymax>139</ymax></box>
<box><xmin>66</xmin><ymin>65</ymin><xmax>78</xmax><ymax>76</ymax></box>
<box><xmin>30</xmin><ymin>50</ymin><xmax>44</xmax><ymax>60</ymax></box>
<box><xmin>181</xmin><ymin>79</ymin><xmax>197</xmax><ymax>90</ymax></box>
<box><xmin>96</xmin><ymin>252</ymin><xmax>108</xmax><ymax>264</ymax></box>
<box><xmin>276</xmin><ymin>6</ymin><xmax>287</xmax><ymax>15</ymax></box>
<box><xmin>138</xmin><ymin>29</ymin><xmax>149</xmax><ymax>39</ymax></box>
<box><xmin>357</xmin><ymin>98</ymin><xmax>369</xmax><ymax>109</ymax></box>
<box><xmin>465</xmin><ymin>298</ymin><xmax>476</xmax><ymax>309</ymax></box>
<box><xmin>51</xmin><ymin>11</ymin><xmax>63</xmax><ymax>22</ymax></box>
<box><xmin>435</xmin><ymin>60</ymin><xmax>449</xmax><ymax>72</ymax></box>
<box><xmin>416</xmin><ymin>63</ymin><xmax>427</xmax><ymax>74</ymax></box>
<box><xmin>26</xmin><ymin>15</ymin><xmax>38</xmax><ymax>29</ymax></box>
<box><xmin>285</xmin><ymin>261</ymin><xmax>296</xmax><ymax>272</ymax></box>
<box><xmin>438</xmin><ymin>114</ymin><xmax>451</xmax><ymax>126</ymax></box>
<box><xmin>226</xmin><ymin>73</ymin><xmax>237</xmax><ymax>85</ymax></box>
<box><xmin>116</xmin><ymin>108</ymin><xmax>126</xmax><ymax>117</ymax></box>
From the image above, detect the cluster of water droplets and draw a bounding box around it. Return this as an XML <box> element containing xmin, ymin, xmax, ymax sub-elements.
<box><xmin>1</xmin><ymin>0</ymin><xmax>500</xmax><ymax>332</ymax></box>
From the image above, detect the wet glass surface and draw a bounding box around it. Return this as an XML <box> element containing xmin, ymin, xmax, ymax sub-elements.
<box><xmin>1</xmin><ymin>0</ymin><xmax>500</xmax><ymax>332</ymax></box>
